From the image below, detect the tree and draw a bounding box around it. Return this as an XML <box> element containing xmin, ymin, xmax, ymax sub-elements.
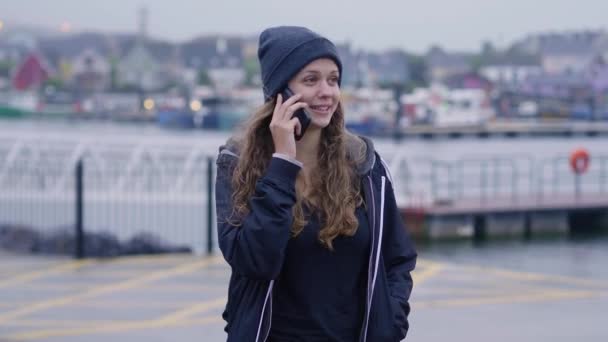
<box><xmin>243</xmin><ymin>57</ymin><xmax>260</xmax><ymax>86</ymax></box>
<box><xmin>0</xmin><ymin>60</ymin><xmax>14</xmax><ymax>78</ymax></box>
<box><xmin>109</xmin><ymin>56</ymin><xmax>120</xmax><ymax>91</ymax></box>
<box><xmin>481</xmin><ymin>40</ymin><xmax>496</xmax><ymax>57</ymax></box>
<box><xmin>473</xmin><ymin>40</ymin><xmax>497</xmax><ymax>72</ymax></box>
<box><xmin>197</xmin><ymin>68</ymin><xmax>211</xmax><ymax>86</ymax></box>
<box><xmin>406</xmin><ymin>54</ymin><xmax>428</xmax><ymax>89</ymax></box>
<box><xmin>43</xmin><ymin>76</ymin><xmax>65</xmax><ymax>90</ymax></box>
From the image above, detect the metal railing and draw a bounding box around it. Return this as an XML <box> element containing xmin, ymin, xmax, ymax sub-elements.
<box><xmin>2</xmin><ymin>134</ymin><xmax>608</xmax><ymax>256</ymax></box>
<box><xmin>387</xmin><ymin>149</ymin><xmax>608</xmax><ymax>208</ymax></box>
<box><xmin>0</xmin><ymin>137</ymin><xmax>218</xmax><ymax>256</ymax></box>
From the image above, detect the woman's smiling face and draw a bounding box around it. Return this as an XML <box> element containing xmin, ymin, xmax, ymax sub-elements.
<box><xmin>287</xmin><ymin>58</ymin><xmax>341</xmax><ymax>129</ymax></box>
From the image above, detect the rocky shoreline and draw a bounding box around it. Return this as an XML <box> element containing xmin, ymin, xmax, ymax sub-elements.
<box><xmin>0</xmin><ymin>224</ymin><xmax>192</xmax><ymax>257</ymax></box>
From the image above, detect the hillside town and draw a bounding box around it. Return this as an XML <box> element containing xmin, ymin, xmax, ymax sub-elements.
<box><xmin>1</xmin><ymin>10</ymin><xmax>608</xmax><ymax>135</ymax></box>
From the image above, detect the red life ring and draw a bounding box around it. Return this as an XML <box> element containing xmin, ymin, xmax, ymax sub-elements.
<box><xmin>569</xmin><ymin>148</ymin><xmax>590</xmax><ymax>174</ymax></box>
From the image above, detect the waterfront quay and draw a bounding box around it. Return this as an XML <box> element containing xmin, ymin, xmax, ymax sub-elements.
<box><xmin>1</xmin><ymin>238</ymin><xmax>607</xmax><ymax>342</ymax></box>
<box><xmin>1</xmin><ymin>122</ymin><xmax>608</xmax><ymax>341</ymax></box>
<box><xmin>400</xmin><ymin>121</ymin><xmax>608</xmax><ymax>139</ymax></box>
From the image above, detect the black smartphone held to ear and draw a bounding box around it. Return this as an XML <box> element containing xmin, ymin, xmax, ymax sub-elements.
<box><xmin>281</xmin><ymin>87</ymin><xmax>311</xmax><ymax>141</ymax></box>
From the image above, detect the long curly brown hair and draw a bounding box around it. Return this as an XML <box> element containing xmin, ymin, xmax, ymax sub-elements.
<box><xmin>230</xmin><ymin>99</ymin><xmax>364</xmax><ymax>250</ymax></box>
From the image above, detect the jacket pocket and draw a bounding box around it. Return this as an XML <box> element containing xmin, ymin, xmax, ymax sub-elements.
<box><xmin>226</xmin><ymin>276</ymin><xmax>270</xmax><ymax>342</ymax></box>
<box><xmin>368</xmin><ymin>268</ymin><xmax>401</xmax><ymax>342</ymax></box>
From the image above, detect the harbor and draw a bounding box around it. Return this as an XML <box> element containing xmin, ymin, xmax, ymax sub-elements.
<box><xmin>2</xmin><ymin>3</ymin><xmax>608</xmax><ymax>341</ymax></box>
<box><xmin>2</xmin><ymin>120</ymin><xmax>608</xmax><ymax>253</ymax></box>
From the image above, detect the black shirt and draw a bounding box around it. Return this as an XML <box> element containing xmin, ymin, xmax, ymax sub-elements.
<box><xmin>269</xmin><ymin>205</ymin><xmax>370</xmax><ymax>341</ymax></box>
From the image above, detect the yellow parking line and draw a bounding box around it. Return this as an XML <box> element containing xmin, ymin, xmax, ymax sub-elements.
<box><xmin>416</xmin><ymin>258</ymin><xmax>443</xmax><ymax>268</ymax></box>
<box><xmin>414</xmin><ymin>286</ymin><xmax>555</xmax><ymax>296</ymax></box>
<box><xmin>414</xmin><ymin>289</ymin><xmax>602</xmax><ymax>309</ymax></box>
<box><xmin>0</xmin><ymin>260</ymin><xmax>92</xmax><ymax>289</ymax></box>
<box><xmin>8</xmin><ymin>316</ymin><xmax>224</xmax><ymax>340</ymax></box>
<box><xmin>423</xmin><ymin>273</ymin><xmax>563</xmax><ymax>292</ymax></box>
<box><xmin>0</xmin><ymin>300</ymin><xmax>190</xmax><ymax>310</ymax></box>
<box><xmin>53</xmin><ymin>270</ymin><xmax>165</xmax><ymax>278</ymax></box>
<box><xmin>0</xmin><ymin>319</ymin><xmax>134</xmax><ymax>328</ymax></box>
<box><xmin>0</xmin><ymin>256</ymin><xmax>223</xmax><ymax>324</ymax></box>
<box><xmin>20</xmin><ymin>282</ymin><xmax>224</xmax><ymax>293</ymax></box>
<box><xmin>91</xmin><ymin>253</ymin><xmax>195</xmax><ymax>265</ymax></box>
<box><xmin>413</xmin><ymin>263</ymin><xmax>443</xmax><ymax>285</ymax></box>
<box><xmin>157</xmin><ymin>297</ymin><xmax>226</xmax><ymax>323</ymax></box>
<box><xmin>461</xmin><ymin>265</ymin><xmax>608</xmax><ymax>288</ymax></box>
<box><xmin>52</xmin><ymin>300</ymin><xmax>190</xmax><ymax>309</ymax></box>
<box><xmin>0</xmin><ymin>297</ymin><xmax>226</xmax><ymax>330</ymax></box>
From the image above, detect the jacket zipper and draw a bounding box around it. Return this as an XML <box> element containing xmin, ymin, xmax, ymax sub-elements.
<box><xmin>257</xmin><ymin>280</ymin><xmax>274</xmax><ymax>342</ymax></box>
<box><xmin>360</xmin><ymin>175</ymin><xmax>376</xmax><ymax>341</ymax></box>
<box><xmin>361</xmin><ymin>175</ymin><xmax>386</xmax><ymax>342</ymax></box>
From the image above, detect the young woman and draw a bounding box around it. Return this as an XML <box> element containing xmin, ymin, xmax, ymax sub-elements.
<box><xmin>215</xmin><ymin>26</ymin><xmax>417</xmax><ymax>342</ymax></box>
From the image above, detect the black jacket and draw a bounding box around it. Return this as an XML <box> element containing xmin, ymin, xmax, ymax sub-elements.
<box><xmin>215</xmin><ymin>135</ymin><xmax>417</xmax><ymax>341</ymax></box>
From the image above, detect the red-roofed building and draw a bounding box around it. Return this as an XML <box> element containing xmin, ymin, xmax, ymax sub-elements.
<box><xmin>11</xmin><ymin>53</ymin><xmax>50</xmax><ymax>91</ymax></box>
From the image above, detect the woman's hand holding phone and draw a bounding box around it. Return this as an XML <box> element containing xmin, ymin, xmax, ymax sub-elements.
<box><xmin>282</xmin><ymin>88</ymin><xmax>312</xmax><ymax>141</ymax></box>
<box><xmin>269</xmin><ymin>93</ymin><xmax>308</xmax><ymax>159</ymax></box>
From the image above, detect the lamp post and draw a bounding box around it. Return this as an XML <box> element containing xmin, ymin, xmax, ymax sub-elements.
<box><xmin>393</xmin><ymin>82</ymin><xmax>405</xmax><ymax>142</ymax></box>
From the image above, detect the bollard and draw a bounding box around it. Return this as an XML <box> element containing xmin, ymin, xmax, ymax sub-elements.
<box><xmin>473</xmin><ymin>214</ymin><xmax>486</xmax><ymax>242</ymax></box>
<box><xmin>75</xmin><ymin>159</ymin><xmax>84</xmax><ymax>259</ymax></box>
<box><xmin>207</xmin><ymin>156</ymin><xmax>214</xmax><ymax>255</ymax></box>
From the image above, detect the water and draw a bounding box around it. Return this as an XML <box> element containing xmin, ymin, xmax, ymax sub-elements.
<box><xmin>1</xmin><ymin>118</ymin><xmax>608</xmax><ymax>254</ymax></box>
<box><xmin>418</xmin><ymin>234</ymin><xmax>608</xmax><ymax>279</ymax></box>
<box><xmin>3</xmin><ymin>119</ymin><xmax>608</xmax><ymax>169</ymax></box>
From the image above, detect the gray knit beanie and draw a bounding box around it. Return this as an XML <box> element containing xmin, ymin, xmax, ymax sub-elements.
<box><xmin>258</xmin><ymin>26</ymin><xmax>343</xmax><ymax>102</ymax></box>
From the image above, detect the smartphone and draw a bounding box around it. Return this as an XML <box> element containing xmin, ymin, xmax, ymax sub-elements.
<box><xmin>281</xmin><ymin>87</ymin><xmax>311</xmax><ymax>141</ymax></box>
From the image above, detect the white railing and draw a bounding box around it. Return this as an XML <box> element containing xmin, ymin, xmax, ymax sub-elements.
<box><xmin>0</xmin><ymin>135</ymin><xmax>220</xmax><ymax>254</ymax></box>
<box><xmin>2</xmin><ymin>132</ymin><xmax>608</xmax><ymax>253</ymax></box>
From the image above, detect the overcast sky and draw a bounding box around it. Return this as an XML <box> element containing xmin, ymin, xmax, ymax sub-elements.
<box><xmin>2</xmin><ymin>0</ymin><xmax>607</xmax><ymax>52</ymax></box>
